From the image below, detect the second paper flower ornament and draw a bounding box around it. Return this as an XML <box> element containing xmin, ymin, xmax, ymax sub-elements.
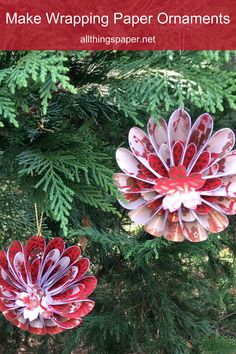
<box><xmin>114</xmin><ymin>108</ymin><xmax>236</xmax><ymax>242</ymax></box>
<box><xmin>0</xmin><ymin>236</ymin><xmax>97</xmax><ymax>334</ymax></box>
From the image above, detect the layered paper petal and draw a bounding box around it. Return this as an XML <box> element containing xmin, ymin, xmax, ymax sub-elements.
<box><xmin>114</xmin><ymin>109</ymin><xmax>236</xmax><ymax>241</ymax></box>
<box><xmin>147</xmin><ymin>117</ymin><xmax>168</xmax><ymax>153</ymax></box>
<box><xmin>187</xmin><ymin>113</ymin><xmax>213</xmax><ymax>152</ymax></box>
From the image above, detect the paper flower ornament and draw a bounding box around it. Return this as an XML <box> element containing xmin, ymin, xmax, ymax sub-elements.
<box><xmin>114</xmin><ymin>108</ymin><xmax>236</xmax><ymax>242</ymax></box>
<box><xmin>0</xmin><ymin>236</ymin><xmax>97</xmax><ymax>334</ymax></box>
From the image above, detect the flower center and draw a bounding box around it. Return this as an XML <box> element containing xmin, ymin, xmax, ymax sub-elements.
<box><xmin>154</xmin><ymin>165</ymin><xmax>205</xmax><ymax>212</ymax></box>
<box><xmin>16</xmin><ymin>287</ymin><xmax>52</xmax><ymax>321</ymax></box>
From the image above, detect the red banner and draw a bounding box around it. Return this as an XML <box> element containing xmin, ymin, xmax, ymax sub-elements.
<box><xmin>0</xmin><ymin>0</ymin><xmax>235</xmax><ymax>50</ymax></box>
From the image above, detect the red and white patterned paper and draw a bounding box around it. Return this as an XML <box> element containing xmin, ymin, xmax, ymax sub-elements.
<box><xmin>0</xmin><ymin>236</ymin><xmax>97</xmax><ymax>334</ymax></box>
<box><xmin>114</xmin><ymin>109</ymin><xmax>236</xmax><ymax>242</ymax></box>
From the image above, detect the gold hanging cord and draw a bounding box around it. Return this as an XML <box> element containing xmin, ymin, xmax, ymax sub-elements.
<box><xmin>34</xmin><ymin>203</ymin><xmax>43</xmax><ymax>237</ymax></box>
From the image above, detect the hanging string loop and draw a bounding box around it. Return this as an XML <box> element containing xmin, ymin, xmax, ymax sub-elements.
<box><xmin>34</xmin><ymin>203</ymin><xmax>43</xmax><ymax>237</ymax></box>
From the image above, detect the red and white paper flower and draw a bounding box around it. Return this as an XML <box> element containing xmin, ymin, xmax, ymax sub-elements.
<box><xmin>114</xmin><ymin>109</ymin><xmax>236</xmax><ymax>242</ymax></box>
<box><xmin>0</xmin><ymin>236</ymin><xmax>97</xmax><ymax>334</ymax></box>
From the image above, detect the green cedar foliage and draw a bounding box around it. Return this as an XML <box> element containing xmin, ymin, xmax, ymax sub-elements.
<box><xmin>0</xmin><ymin>50</ymin><xmax>235</xmax><ymax>353</ymax></box>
